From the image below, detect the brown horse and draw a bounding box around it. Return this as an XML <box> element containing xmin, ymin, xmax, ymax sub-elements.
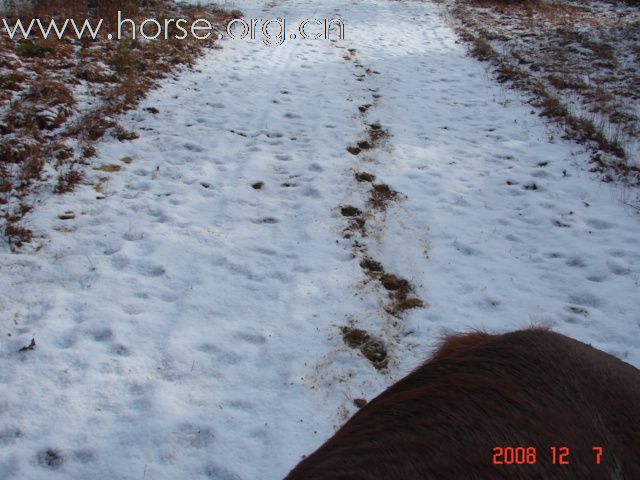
<box><xmin>285</xmin><ymin>328</ymin><xmax>640</xmax><ymax>479</ymax></box>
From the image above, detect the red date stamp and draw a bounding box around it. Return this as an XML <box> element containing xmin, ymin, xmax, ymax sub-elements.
<box><xmin>492</xmin><ymin>446</ymin><xmax>604</xmax><ymax>465</ymax></box>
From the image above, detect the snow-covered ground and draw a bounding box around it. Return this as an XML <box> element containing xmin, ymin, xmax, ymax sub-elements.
<box><xmin>2</xmin><ymin>0</ymin><xmax>640</xmax><ymax>479</ymax></box>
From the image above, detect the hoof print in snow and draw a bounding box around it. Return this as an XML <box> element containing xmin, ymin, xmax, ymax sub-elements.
<box><xmin>360</xmin><ymin>257</ymin><xmax>383</xmax><ymax>272</ymax></box>
<box><xmin>380</xmin><ymin>273</ymin><xmax>409</xmax><ymax>291</ymax></box>
<box><xmin>353</xmin><ymin>398</ymin><xmax>368</xmax><ymax>408</ymax></box>
<box><xmin>391</xmin><ymin>297</ymin><xmax>425</xmax><ymax>313</ymax></box>
<box><xmin>553</xmin><ymin>219</ymin><xmax>571</xmax><ymax>228</ymax></box>
<box><xmin>357</xmin><ymin>140</ymin><xmax>372</xmax><ymax>150</ymax></box>
<box><xmin>58</xmin><ymin>212</ymin><xmax>75</xmax><ymax>220</ymax></box>
<box><xmin>347</xmin><ymin>146</ymin><xmax>361</xmax><ymax>156</ymax></box>
<box><xmin>382</xmin><ymin>272</ymin><xmax>424</xmax><ymax>315</ymax></box>
<box><xmin>251</xmin><ymin>181</ymin><xmax>265</xmax><ymax>190</ymax></box>
<box><xmin>19</xmin><ymin>338</ymin><xmax>36</xmax><ymax>352</ymax></box>
<box><xmin>368</xmin><ymin>184</ymin><xmax>398</xmax><ymax>210</ymax></box>
<box><xmin>354</xmin><ymin>171</ymin><xmax>376</xmax><ymax>183</ymax></box>
<box><xmin>254</xmin><ymin>217</ymin><xmax>279</xmax><ymax>224</ymax></box>
<box><xmin>567</xmin><ymin>305</ymin><xmax>589</xmax><ymax>316</ymax></box>
<box><xmin>344</xmin><ymin>217</ymin><xmax>366</xmax><ymax>238</ymax></box>
<box><xmin>523</xmin><ymin>183</ymin><xmax>539</xmax><ymax>190</ymax></box>
<box><xmin>94</xmin><ymin>164</ymin><xmax>121</xmax><ymax>173</ymax></box>
<box><xmin>366</xmin><ymin>123</ymin><xmax>390</xmax><ymax>147</ymax></box>
<box><xmin>359</xmin><ymin>258</ymin><xmax>424</xmax><ymax>316</ymax></box>
<box><xmin>341</xmin><ymin>326</ymin><xmax>370</xmax><ymax>348</ymax></box>
<box><xmin>37</xmin><ymin>449</ymin><xmax>65</xmax><ymax>470</ymax></box>
<box><xmin>113</xmin><ymin>344</ymin><xmax>130</xmax><ymax>356</ymax></box>
<box><xmin>358</xmin><ymin>104</ymin><xmax>372</xmax><ymax>113</ymax></box>
<box><xmin>340</xmin><ymin>205</ymin><xmax>362</xmax><ymax>217</ymax></box>
<box><xmin>205</xmin><ymin>463</ymin><xmax>242</xmax><ymax>480</ymax></box>
<box><xmin>341</xmin><ymin>326</ymin><xmax>388</xmax><ymax>370</ymax></box>
<box><xmin>361</xmin><ymin>338</ymin><xmax>388</xmax><ymax>368</ymax></box>
<box><xmin>343</xmin><ymin>220</ymin><xmax>366</xmax><ymax>239</ymax></box>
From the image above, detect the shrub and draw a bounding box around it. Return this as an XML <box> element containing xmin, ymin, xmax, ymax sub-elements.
<box><xmin>16</xmin><ymin>40</ymin><xmax>55</xmax><ymax>57</ymax></box>
<box><xmin>0</xmin><ymin>73</ymin><xmax>26</xmax><ymax>90</ymax></box>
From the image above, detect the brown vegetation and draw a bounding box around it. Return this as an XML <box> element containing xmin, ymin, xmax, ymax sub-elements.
<box><xmin>0</xmin><ymin>0</ymin><xmax>239</xmax><ymax>250</ymax></box>
<box><xmin>451</xmin><ymin>0</ymin><xmax>640</xmax><ymax>186</ymax></box>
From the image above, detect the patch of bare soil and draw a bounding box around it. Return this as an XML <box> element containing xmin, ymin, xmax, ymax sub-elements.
<box><xmin>332</xmin><ymin>53</ymin><xmax>427</xmax><ymax>375</ymax></box>
<box><xmin>450</xmin><ymin>0</ymin><xmax>640</xmax><ymax>186</ymax></box>
<box><xmin>354</xmin><ymin>171</ymin><xmax>376</xmax><ymax>183</ymax></box>
<box><xmin>359</xmin><ymin>256</ymin><xmax>383</xmax><ymax>272</ymax></box>
<box><xmin>360</xmin><ymin>257</ymin><xmax>425</xmax><ymax>316</ymax></box>
<box><xmin>353</xmin><ymin>398</ymin><xmax>368</xmax><ymax>408</ymax></box>
<box><xmin>340</xmin><ymin>204</ymin><xmax>367</xmax><ymax>238</ymax></box>
<box><xmin>368</xmin><ymin>183</ymin><xmax>399</xmax><ymax>211</ymax></box>
<box><xmin>347</xmin><ymin>123</ymin><xmax>391</xmax><ymax>157</ymax></box>
<box><xmin>341</xmin><ymin>136</ymin><xmax>424</xmax><ymax>318</ymax></box>
<box><xmin>0</xmin><ymin>1</ymin><xmax>239</xmax><ymax>250</ymax></box>
<box><xmin>340</xmin><ymin>326</ymin><xmax>388</xmax><ymax>369</ymax></box>
<box><xmin>340</xmin><ymin>205</ymin><xmax>363</xmax><ymax>217</ymax></box>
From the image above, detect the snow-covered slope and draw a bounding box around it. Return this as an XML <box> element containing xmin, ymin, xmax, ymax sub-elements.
<box><xmin>1</xmin><ymin>1</ymin><xmax>639</xmax><ymax>479</ymax></box>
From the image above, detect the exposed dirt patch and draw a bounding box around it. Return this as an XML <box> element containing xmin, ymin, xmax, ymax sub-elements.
<box><xmin>340</xmin><ymin>205</ymin><xmax>363</xmax><ymax>217</ymax></box>
<box><xmin>360</xmin><ymin>257</ymin><xmax>384</xmax><ymax>272</ymax></box>
<box><xmin>361</xmin><ymin>338</ymin><xmax>388</xmax><ymax>367</ymax></box>
<box><xmin>389</xmin><ymin>295</ymin><xmax>425</xmax><ymax>316</ymax></box>
<box><xmin>357</xmin><ymin>140</ymin><xmax>373</xmax><ymax>150</ymax></box>
<box><xmin>344</xmin><ymin>217</ymin><xmax>367</xmax><ymax>239</ymax></box>
<box><xmin>380</xmin><ymin>273</ymin><xmax>409</xmax><ymax>291</ymax></box>
<box><xmin>368</xmin><ymin>183</ymin><xmax>399</xmax><ymax>210</ymax></box>
<box><xmin>359</xmin><ymin>252</ymin><xmax>426</xmax><ymax>316</ymax></box>
<box><xmin>94</xmin><ymin>176</ymin><xmax>108</xmax><ymax>193</ymax></box>
<box><xmin>340</xmin><ymin>326</ymin><xmax>388</xmax><ymax>370</ymax></box>
<box><xmin>94</xmin><ymin>164</ymin><xmax>121</xmax><ymax>173</ymax></box>
<box><xmin>351</xmin><ymin>124</ymin><xmax>390</xmax><ymax>156</ymax></box>
<box><xmin>331</xmin><ymin>62</ymin><xmax>425</xmax><ymax>378</ymax></box>
<box><xmin>341</xmin><ymin>326</ymin><xmax>370</xmax><ymax>348</ymax></box>
<box><xmin>366</xmin><ymin>123</ymin><xmax>390</xmax><ymax>147</ymax></box>
<box><xmin>353</xmin><ymin>398</ymin><xmax>368</xmax><ymax>408</ymax></box>
<box><xmin>251</xmin><ymin>181</ymin><xmax>265</xmax><ymax>190</ymax></box>
<box><xmin>354</xmin><ymin>171</ymin><xmax>376</xmax><ymax>183</ymax></box>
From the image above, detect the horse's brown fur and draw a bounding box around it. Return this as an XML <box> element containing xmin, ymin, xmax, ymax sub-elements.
<box><xmin>285</xmin><ymin>328</ymin><xmax>640</xmax><ymax>479</ymax></box>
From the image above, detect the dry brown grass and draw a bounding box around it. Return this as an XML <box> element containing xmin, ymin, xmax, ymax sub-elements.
<box><xmin>451</xmin><ymin>0</ymin><xmax>640</xmax><ymax>185</ymax></box>
<box><xmin>0</xmin><ymin>0</ymin><xmax>240</xmax><ymax>249</ymax></box>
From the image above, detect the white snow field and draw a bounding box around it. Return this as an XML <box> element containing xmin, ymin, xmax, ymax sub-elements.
<box><xmin>2</xmin><ymin>0</ymin><xmax>640</xmax><ymax>479</ymax></box>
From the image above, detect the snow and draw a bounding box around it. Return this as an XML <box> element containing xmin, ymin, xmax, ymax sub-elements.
<box><xmin>1</xmin><ymin>0</ymin><xmax>640</xmax><ymax>479</ymax></box>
